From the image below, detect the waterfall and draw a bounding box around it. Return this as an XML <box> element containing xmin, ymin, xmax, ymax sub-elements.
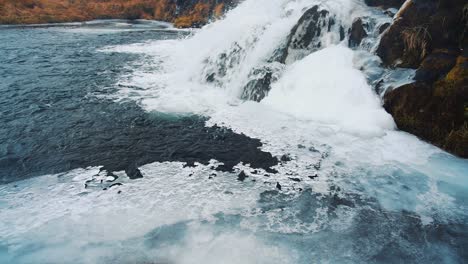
<box><xmin>108</xmin><ymin>0</ymin><xmax>401</xmax><ymax>135</ymax></box>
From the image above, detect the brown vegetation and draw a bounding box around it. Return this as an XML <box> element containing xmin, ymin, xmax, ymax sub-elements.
<box><xmin>0</xmin><ymin>0</ymin><xmax>234</xmax><ymax>27</ymax></box>
<box><xmin>401</xmin><ymin>26</ymin><xmax>431</xmax><ymax>65</ymax></box>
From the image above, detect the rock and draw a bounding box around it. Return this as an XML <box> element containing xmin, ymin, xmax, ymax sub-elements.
<box><xmin>109</xmin><ymin>183</ymin><xmax>123</xmax><ymax>189</ymax></box>
<box><xmin>378</xmin><ymin>22</ymin><xmax>391</xmax><ymax>34</ymax></box>
<box><xmin>349</xmin><ymin>18</ymin><xmax>368</xmax><ymax>47</ymax></box>
<box><xmin>280</xmin><ymin>5</ymin><xmax>333</xmax><ymax>63</ymax></box>
<box><xmin>289</xmin><ymin>177</ymin><xmax>301</xmax><ymax>182</ymax></box>
<box><xmin>377</xmin><ymin>0</ymin><xmax>467</xmax><ymax>67</ymax></box>
<box><xmin>240</xmin><ymin>66</ymin><xmax>276</xmax><ymax>102</ymax></box>
<box><xmin>237</xmin><ymin>170</ymin><xmax>248</xmax><ymax>182</ymax></box>
<box><xmin>384</xmin><ymin>54</ymin><xmax>468</xmax><ymax>157</ymax></box>
<box><xmin>280</xmin><ymin>154</ymin><xmax>292</xmax><ymax>162</ymax></box>
<box><xmin>276</xmin><ymin>182</ymin><xmax>282</xmax><ymax>191</ymax></box>
<box><xmin>125</xmin><ymin>165</ymin><xmax>143</xmax><ymax>179</ymax></box>
<box><xmin>379</xmin><ymin>0</ymin><xmax>468</xmax><ymax>157</ymax></box>
<box><xmin>414</xmin><ymin>49</ymin><xmax>458</xmax><ymax>83</ymax></box>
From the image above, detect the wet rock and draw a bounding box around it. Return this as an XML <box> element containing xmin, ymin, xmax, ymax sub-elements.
<box><xmin>289</xmin><ymin>177</ymin><xmax>301</xmax><ymax>182</ymax></box>
<box><xmin>240</xmin><ymin>66</ymin><xmax>278</xmax><ymax>102</ymax></box>
<box><xmin>340</xmin><ymin>26</ymin><xmax>346</xmax><ymax>41</ymax></box>
<box><xmin>376</xmin><ymin>0</ymin><xmax>467</xmax><ymax>68</ymax></box>
<box><xmin>378</xmin><ymin>0</ymin><xmax>468</xmax><ymax>157</ymax></box>
<box><xmin>280</xmin><ymin>154</ymin><xmax>292</xmax><ymax>162</ymax></box>
<box><xmin>384</xmin><ymin>54</ymin><xmax>468</xmax><ymax>157</ymax></box>
<box><xmin>237</xmin><ymin>170</ymin><xmax>248</xmax><ymax>182</ymax></box>
<box><xmin>383</xmin><ymin>9</ymin><xmax>397</xmax><ymax>17</ymax></box>
<box><xmin>349</xmin><ymin>18</ymin><xmax>368</xmax><ymax>47</ymax></box>
<box><xmin>414</xmin><ymin>49</ymin><xmax>458</xmax><ymax>83</ymax></box>
<box><xmin>276</xmin><ymin>182</ymin><xmax>282</xmax><ymax>191</ymax></box>
<box><xmin>109</xmin><ymin>182</ymin><xmax>123</xmax><ymax>189</ymax></box>
<box><xmin>280</xmin><ymin>5</ymin><xmax>333</xmax><ymax>63</ymax></box>
<box><xmin>378</xmin><ymin>22</ymin><xmax>391</xmax><ymax>34</ymax></box>
<box><xmin>125</xmin><ymin>165</ymin><xmax>143</xmax><ymax>179</ymax></box>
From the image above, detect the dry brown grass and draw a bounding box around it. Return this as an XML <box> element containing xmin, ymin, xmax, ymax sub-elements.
<box><xmin>401</xmin><ymin>26</ymin><xmax>432</xmax><ymax>62</ymax></box>
<box><xmin>0</xmin><ymin>0</ymin><xmax>227</xmax><ymax>27</ymax></box>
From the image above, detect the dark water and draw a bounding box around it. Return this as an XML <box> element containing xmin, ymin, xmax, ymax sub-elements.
<box><xmin>0</xmin><ymin>21</ymin><xmax>277</xmax><ymax>183</ymax></box>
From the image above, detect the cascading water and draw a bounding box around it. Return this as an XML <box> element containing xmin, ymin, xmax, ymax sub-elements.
<box><xmin>1</xmin><ymin>0</ymin><xmax>467</xmax><ymax>263</ymax></box>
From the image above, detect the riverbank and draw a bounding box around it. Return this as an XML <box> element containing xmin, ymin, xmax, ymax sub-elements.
<box><xmin>0</xmin><ymin>0</ymin><xmax>238</xmax><ymax>28</ymax></box>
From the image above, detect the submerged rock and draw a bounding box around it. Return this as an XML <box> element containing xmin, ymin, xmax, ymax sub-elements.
<box><xmin>237</xmin><ymin>171</ymin><xmax>248</xmax><ymax>182</ymax></box>
<box><xmin>125</xmin><ymin>165</ymin><xmax>144</xmax><ymax>180</ymax></box>
<box><xmin>280</xmin><ymin>154</ymin><xmax>292</xmax><ymax>162</ymax></box>
<box><xmin>276</xmin><ymin>182</ymin><xmax>282</xmax><ymax>191</ymax></box>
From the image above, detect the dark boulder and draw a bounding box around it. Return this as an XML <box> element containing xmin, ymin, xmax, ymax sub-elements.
<box><xmin>349</xmin><ymin>18</ymin><xmax>368</xmax><ymax>47</ymax></box>
<box><xmin>383</xmin><ymin>54</ymin><xmax>468</xmax><ymax>157</ymax></box>
<box><xmin>125</xmin><ymin>165</ymin><xmax>143</xmax><ymax>179</ymax></box>
<box><xmin>240</xmin><ymin>5</ymin><xmax>336</xmax><ymax>102</ymax></box>
<box><xmin>377</xmin><ymin>0</ymin><xmax>467</xmax><ymax>68</ymax></box>
<box><xmin>378</xmin><ymin>22</ymin><xmax>391</xmax><ymax>34</ymax></box>
<box><xmin>237</xmin><ymin>170</ymin><xmax>248</xmax><ymax>182</ymax></box>
<box><xmin>378</xmin><ymin>0</ymin><xmax>468</xmax><ymax>157</ymax></box>
<box><xmin>276</xmin><ymin>182</ymin><xmax>282</xmax><ymax>191</ymax></box>
<box><xmin>280</xmin><ymin>5</ymin><xmax>333</xmax><ymax>63</ymax></box>
<box><xmin>414</xmin><ymin>49</ymin><xmax>458</xmax><ymax>83</ymax></box>
<box><xmin>241</xmin><ymin>66</ymin><xmax>279</xmax><ymax>102</ymax></box>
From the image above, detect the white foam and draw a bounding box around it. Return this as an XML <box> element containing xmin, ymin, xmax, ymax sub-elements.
<box><xmin>263</xmin><ymin>45</ymin><xmax>395</xmax><ymax>136</ymax></box>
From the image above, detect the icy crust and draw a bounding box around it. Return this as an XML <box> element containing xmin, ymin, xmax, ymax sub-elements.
<box><xmin>1</xmin><ymin>147</ymin><xmax>467</xmax><ymax>263</ymax></box>
<box><xmin>0</xmin><ymin>162</ymin><xmax>294</xmax><ymax>263</ymax></box>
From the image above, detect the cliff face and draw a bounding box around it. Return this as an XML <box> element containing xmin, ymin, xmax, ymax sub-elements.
<box><xmin>0</xmin><ymin>0</ymin><xmax>238</xmax><ymax>27</ymax></box>
<box><xmin>377</xmin><ymin>0</ymin><xmax>468</xmax><ymax>157</ymax></box>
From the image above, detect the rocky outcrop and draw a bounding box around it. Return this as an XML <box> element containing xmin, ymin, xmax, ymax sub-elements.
<box><xmin>348</xmin><ymin>18</ymin><xmax>368</xmax><ymax>47</ymax></box>
<box><xmin>240</xmin><ymin>5</ymin><xmax>340</xmax><ymax>102</ymax></box>
<box><xmin>279</xmin><ymin>6</ymin><xmax>338</xmax><ymax>64</ymax></box>
<box><xmin>376</xmin><ymin>0</ymin><xmax>466</xmax><ymax>68</ymax></box>
<box><xmin>384</xmin><ymin>53</ymin><xmax>468</xmax><ymax>157</ymax></box>
<box><xmin>0</xmin><ymin>0</ymin><xmax>238</xmax><ymax>28</ymax></box>
<box><xmin>379</xmin><ymin>0</ymin><xmax>468</xmax><ymax>157</ymax></box>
